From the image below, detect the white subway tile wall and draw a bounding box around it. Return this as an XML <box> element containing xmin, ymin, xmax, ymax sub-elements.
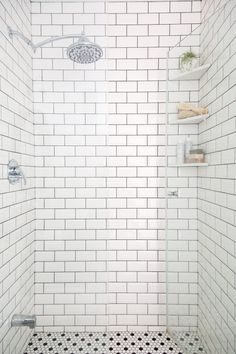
<box><xmin>0</xmin><ymin>0</ymin><xmax>35</xmax><ymax>353</ymax></box>
<box><xmin>198</xmin><ymin>0</ymin><xmax>236</xmax><ymax>353</ymax></box>
<box><xmin>108</xmin><ymin>0</ymin><xmax>201</xmax><ymax>333</ymax></box>
<box><xmin>32</xmin><ymin>0</ymin><xmax>108</xmax><ymax>332</ymax></box>
<box><xmin>166</xmin><ymin>20</ymin><xmax>201</xmax><ymax>331</ymax></box>
<box><xmin>32</xmin><ymin>0</ymin><xmax>201</xmax><ymax>332</ymax></box>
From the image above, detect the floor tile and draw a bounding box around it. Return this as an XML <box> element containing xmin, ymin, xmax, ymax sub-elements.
<box><xmin>23</xmin><ymin>331</ymin><xmax>185</xmax><ymax>354</ymax></box>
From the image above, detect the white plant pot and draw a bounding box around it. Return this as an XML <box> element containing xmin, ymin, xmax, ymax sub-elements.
<box><xmin>180</xmin><ymin>57</ymin><xmax>199</xmax><ymax>72</ymax></box>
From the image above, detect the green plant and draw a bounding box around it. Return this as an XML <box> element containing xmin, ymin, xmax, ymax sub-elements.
<box><xmin>180</xmin><ymin>51</ymin><xmax>197</xmax><ymax>64</ymax></box>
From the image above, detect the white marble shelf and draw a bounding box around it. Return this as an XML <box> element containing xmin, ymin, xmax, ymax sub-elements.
<box><xmin>170</xmin><ymin>163</ymin><xmax>208</xmax><ymax>167</ymax></box>
<box><xmin>169</xmin><ymin>114</ymin><xmax>209</xmax><ymax>125</ymax></box>
<box><xmin>169</xmin><ymin>63</ymin><xmax>211</xmax><ymax>81</ymax></box>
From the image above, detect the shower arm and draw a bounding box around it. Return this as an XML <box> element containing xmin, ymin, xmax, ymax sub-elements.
<box><xmin>8</xmin><ymin>26</ymin><xmax>84</xmax><ymax>52</ymax></box>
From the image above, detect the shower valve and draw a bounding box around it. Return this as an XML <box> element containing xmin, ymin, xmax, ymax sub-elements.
<box><xmin>7</xmin><ymin>160</ymin><xmax>26</xmax><ymax>185</ymax></box>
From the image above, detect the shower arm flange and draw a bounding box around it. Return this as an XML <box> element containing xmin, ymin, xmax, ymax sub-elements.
<box><xmin>8</xmin><ymin>26</ymin><xmax>84</xmax><ymax>52</ymax></box>
<box><xmin>8</xmin><ymin>26</ymin><xmax>35</xmax><ymax>50</ymax></box>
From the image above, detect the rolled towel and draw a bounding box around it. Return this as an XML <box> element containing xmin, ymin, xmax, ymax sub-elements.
<box><xmin>177</xmin><ymin>102</ymin><xmax>208</xmax><ymax>119</ymax></box>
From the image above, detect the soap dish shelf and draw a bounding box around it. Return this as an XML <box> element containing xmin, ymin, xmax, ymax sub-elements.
<box><xmin>170</xmin><ymin>163</ymin><xmax>208</xmax><ymax>167</ymax></box>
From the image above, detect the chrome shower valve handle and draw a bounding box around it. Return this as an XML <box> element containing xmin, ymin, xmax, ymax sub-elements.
<box><xmin>7</xmin><ymin>159</ymin><xmax>26</xmax><ymax>185</ymax></box>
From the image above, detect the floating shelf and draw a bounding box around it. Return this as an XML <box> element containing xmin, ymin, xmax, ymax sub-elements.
<box><xmin>170</xmin><ymin>114</ymin><xmax>209</xmax><ymax>125</ymax></box>
<box><xmin>169</xmin><ymin>63</ymin><xmax>211</xmax><ymax>81</ymax></box>
<box><xmin>170</xmin><ymin>163</ymin><xmax>208</xmax><ymax>167</ymax></box>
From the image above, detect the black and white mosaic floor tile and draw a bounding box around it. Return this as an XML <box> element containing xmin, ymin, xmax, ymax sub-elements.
<box><xmin>172</xmin><ymin>332</ymin><xmax>206</xmax><ymax>354</ymax></box>
<box><xmin>23</xmin><ymin>331</ymin><xmax>185</xmax><ymax>354</ymax></box>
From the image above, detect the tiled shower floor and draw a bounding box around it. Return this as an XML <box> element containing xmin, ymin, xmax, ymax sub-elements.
<box><xmin>172</xmin><ymin>332</ymin><xmax>206</xmax><ymax>354</ymax></box>
<box><xmin>23</xmin><ymin>331</ymin><xmax>206</xmax><ymax>354</ymax></box>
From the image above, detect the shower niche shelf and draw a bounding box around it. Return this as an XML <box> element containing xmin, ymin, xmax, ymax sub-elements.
<box><xmin>170</xmin><ymin>114</ymin><xmax>209</xmax><ymax>125</ymax></box>
<box><xmin>170</xmin><ymin>162</ymin><xmax>208</xmax><ymax>167</ymax></box>
<box><xmin>169</xmin><ymin>63</ymin><xmax>211</xmax><ymax>81</ymax></box>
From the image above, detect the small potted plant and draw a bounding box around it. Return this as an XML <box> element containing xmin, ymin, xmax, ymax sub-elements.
<box><xmin>180</xmin><ymin>51</ymin><xmax>199</xmax><ymax>72</ymax></box>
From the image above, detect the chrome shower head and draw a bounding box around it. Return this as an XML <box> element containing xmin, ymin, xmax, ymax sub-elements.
<box><xmin>8</xmin><ymin>26</ymin><xmax>103</xmax><ymax>63</ymax></box>
<box><xmin>67</xmin><ymin>36</ymin><xmax>103</xmax><ymax>64</ymax></box>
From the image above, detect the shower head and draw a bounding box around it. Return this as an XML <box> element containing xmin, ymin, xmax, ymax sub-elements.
<box><xmin>67</xmin><ymin>36</ymin><xmax>103</xmax><ymax>64</ymax></box>
<box><xmin>8</xmin><ymin>26</ymin><xmax>103</xmax><ymax>64</ymax></box>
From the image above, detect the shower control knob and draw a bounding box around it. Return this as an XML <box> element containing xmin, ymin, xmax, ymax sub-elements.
<box><xmin>7</xmin><ymin>160</ymin><xmax>26</xmax><ymax>185</ymax></box>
